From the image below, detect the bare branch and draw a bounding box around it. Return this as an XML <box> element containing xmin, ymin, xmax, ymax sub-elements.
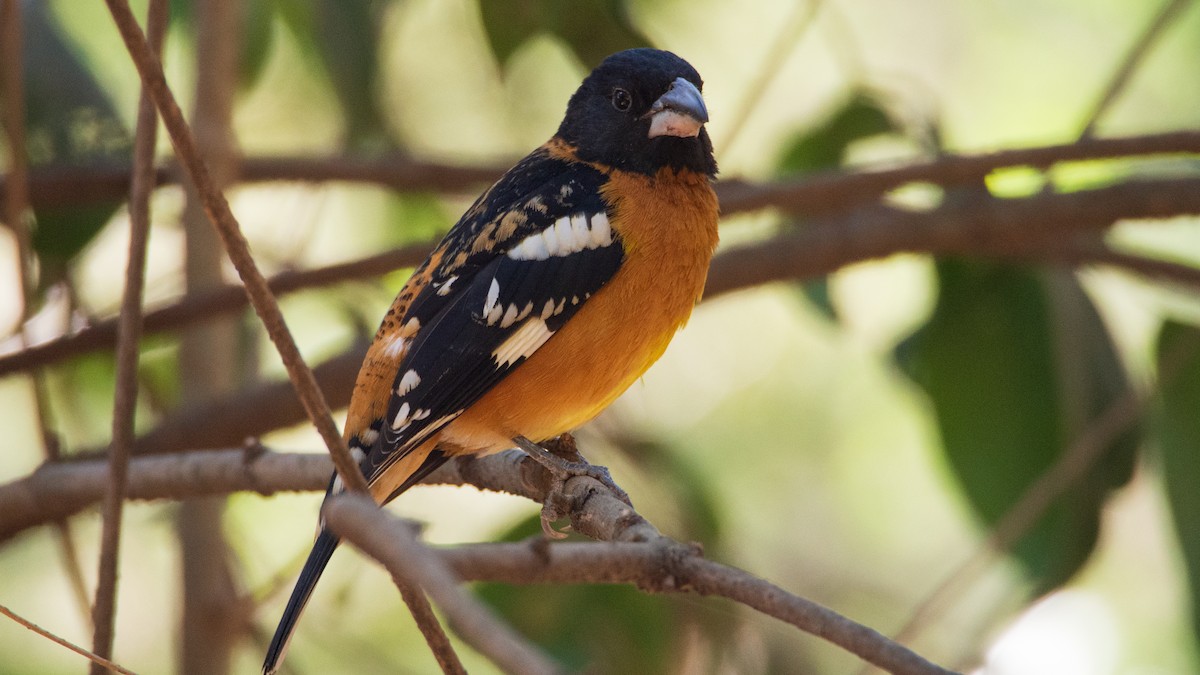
<box><xmin>102</xmin><ymin>0</ymin><xmax>367</xmax><ymax>494</ymax></box>
<box><xmin>90</xmin><ymin>0</ymin><xmax>166</xmax><ymax>667</ymax></box>
<box><xmin>0</xmin><ymin>245</ymin><xmax>428</xmax><ymax>377</ymax></box>
<box><xmin>395</xmin><ymin>582</ymin><xmax>467</xmax><ymax>675</ymax></box>
<box><xmin>324</xmin><ymin>494</ymin><xmax>563</xmax><ymax>675</ymax></box>
<box><xmin>25</xmin><ymin>175</ymin><xmax>1189</xmax><ymax>466</ymax></box>
<box><xmin>2</xmin><ymin>135</ymin><xmax>1198</xmax><ymax>376</ymax></box>
<box><xmin>5</xmin><ymin>132</ymin><xmax>1198</xmax><ymax>218</ymax></box>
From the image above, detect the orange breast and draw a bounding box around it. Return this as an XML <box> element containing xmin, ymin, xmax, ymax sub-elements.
<box><xmin>439</xmin><ymin>167</ymin><xmax>719</xmax><ymax>454</ymax></box>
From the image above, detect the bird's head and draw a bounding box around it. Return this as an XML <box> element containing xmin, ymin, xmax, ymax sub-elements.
<box><xmin>556</xmin><ymin>49</ymin><xmax>717</xmax><ymax>178</ymax></box>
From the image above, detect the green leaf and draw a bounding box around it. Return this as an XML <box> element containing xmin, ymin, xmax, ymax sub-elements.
<box><xmin>776</xmin><ymin>92</ymin><xmax>897</xmax><ymax>177</ymax></box>
<box><xmin>477</xmin><ymin>0</ymin><xmax>649</xmax><ymax>68</ymax></box>
<box><xmin>797</xmin><ymin>276</ymin><xmax>838</xmax><ymax>322</ymax></box>
<box><xmin>19</xmin><ymin>3</ymin><xmax>131</xmax><ymax>286</ymax></box>
<box><xmin>239</xmin><ymin>0</ymin><xmax>278</xmax><ymax>89</ymax></box>
<box><xmin>901</xmin><ymin>261</ymin><xmax>1137</xmax><ymax>592</ymax></box>
<box><xmin>1156</xmin><ymin>321</ymin><xmax>1200</xmax><ymax>647</ymax></box>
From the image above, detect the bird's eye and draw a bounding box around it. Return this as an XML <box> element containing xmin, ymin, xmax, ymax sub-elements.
<box><xmin>611</xmin><ymin>88</ymin><xmax>632</xmax><ymax>112</ymax></box>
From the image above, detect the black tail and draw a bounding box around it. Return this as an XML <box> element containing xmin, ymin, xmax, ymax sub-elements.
<box><xmin>262</xmin><ymin>528</ymin><xmax>340</xmax><ymax>674</ymax></box>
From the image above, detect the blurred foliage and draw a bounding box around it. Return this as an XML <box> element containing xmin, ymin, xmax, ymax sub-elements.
<box><xmin>900</xmin><ymin>261</ymin><xmax>1138</xmax><ymax>592</ymax></box>
<box><xmin>171</xmin><ymin>0</ymin><xmax>394</xmax><ymax>148</ymax></box>
<box><xmin>16</xmin><ymin>2</ymin><xmax>129</xmax><ymax>290</ymax></box>
<box><xmin>776</xmin><ymin>92</ymin><xmax>900</xmax><ymax>178</ymax></box>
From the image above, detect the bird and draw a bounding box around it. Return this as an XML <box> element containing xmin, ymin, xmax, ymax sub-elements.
<box><xmin>263</xmin><ymin>47</ymin><xmax>719</xmax><ymax>674</ymax></box>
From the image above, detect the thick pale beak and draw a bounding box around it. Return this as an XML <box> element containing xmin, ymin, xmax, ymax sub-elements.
<box><xmin>646</xmin><ymin>77</ymin><xmax>708</xmax><ymax>139</ymax></box>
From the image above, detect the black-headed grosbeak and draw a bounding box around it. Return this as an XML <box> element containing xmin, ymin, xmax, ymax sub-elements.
<box><xmin>263</xmin><ymin>48</ymin><xmax>718</xmax><ymax>673</ymax></box>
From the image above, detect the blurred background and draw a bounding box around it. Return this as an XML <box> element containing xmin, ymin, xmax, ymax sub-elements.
<box><xmin>1</xmin><ymin>0</ymin><xmax>1199</xmax><ymax>673</ymax></box>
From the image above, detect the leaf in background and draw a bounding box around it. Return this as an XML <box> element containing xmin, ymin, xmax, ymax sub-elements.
<box><xmin>1155</xmin><ymin>320</ymin><xmax>1200</xmax><ymax>649</ymax></box>
<box><xmin>239</xmin><ymin>0</ymin><xmax>278</xmax><ymax>89</ymax></box>
<box><xmin>477</xmin><ymin>0</ymin><xmax>649</xmax><ymax>69</ymax></box>
<box><xmin>776</xmin><ymin>92</ymin><xmax>897</xmax><ymax>177</ymax></box>
<box><xmin>900</xmin><ymin>261</ymin><xmax>1137</xmax><ymax>593</ymax></box>
<box><xmin>775</xmin><ymin>93</ymin><xmax>897</xmax><ymax>321</ymax></box>
<box><xmin>17</xmin><ymin>3</ymin><xmax>131</xmax><ymax>288</ymax></box>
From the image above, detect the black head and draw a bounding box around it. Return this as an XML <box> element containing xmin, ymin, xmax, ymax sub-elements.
<box><xmin>556</xmin><ymin>49</ymin><xmax>717</xmax><ymax>178</ymax></box>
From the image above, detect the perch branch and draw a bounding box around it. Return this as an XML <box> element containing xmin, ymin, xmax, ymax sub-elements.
<box><xmin>326</xmin><ymin>495</ymin><xmax>958</xmax><ymax>675</ymax></box>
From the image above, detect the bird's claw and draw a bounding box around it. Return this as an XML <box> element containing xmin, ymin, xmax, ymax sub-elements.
<box><xmin>514</xmin><ymin>435</ymin><xmax>632</xmax><ymax>538</ymax></box>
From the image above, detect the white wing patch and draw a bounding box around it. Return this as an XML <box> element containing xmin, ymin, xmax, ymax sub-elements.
<box><xmin>382</xmin><ymin>334</ymin><xmax>408</xmax><ymax>358</ymax></box>
<box><xmin>396</xmin><ymin>369</ymin><xmax>421</xmax><ymax>396</ymax></box>
<box><xmin>492</xmin><ymin>318</ymin><xmax>554</xmax><ymax>367</ymax></box>
<box><xmin>507</xmin><ymin>212</ymin><xmax>614</xmax><ymax>261</ymax></box>
<box><xmin>483</xmin><ymin>278</ymin><xmax>501</xmax><ymax>317</ymax></box>
<box><xmin>435</xmin><ymin>275</ymin><xmax>458</xmax><ymax>296</ymax></box>
<box><xmin>391</xmin><ymin>401</ymin><xmax>432</xmax><ymax>431</ymax></box>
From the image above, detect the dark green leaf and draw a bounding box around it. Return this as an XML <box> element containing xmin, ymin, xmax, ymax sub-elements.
<box><xmin>1156</xmin><ymin>320</ymin><xmax>1200</xmax><ymax>647</ymax></box>
<box><xmin>901</xmin><ymin>261</ymin><xmax>1137</xmax><ymax>592</ymax></box>
<box><xmin>19</xmin><ymin>4</ymin><xmax>131</xmax><ymax>286</ymax></box>
<box><xmin>477</xmin><ymin>0</ymin><xmax>649</xmax><ymax>68</ymax></box>
<box><xmin>239</xmin><ymin>0</ymin><xmax>278</xmax><ymax>89</ymax></box>
<box><xmin>798</xmin><ymin>276</ymin><xmax>837</xmax><ymax>321</ymax></box>
<box><xmin>776</xmin><ymin>93</ymin><xmax>897</xmax><ymax>177</ymax></box>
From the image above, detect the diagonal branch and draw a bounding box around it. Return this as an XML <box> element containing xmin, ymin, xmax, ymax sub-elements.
<box><xmin>102</xmin><ymin>0</ymin><xmax>367</xmax><ymax>494</ymax></box>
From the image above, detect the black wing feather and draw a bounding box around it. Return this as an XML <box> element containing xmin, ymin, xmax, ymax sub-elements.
<box><xmin>360</xmin><ymin>151</ymin><xmax>623</xmax><ymax>487</ymax></box>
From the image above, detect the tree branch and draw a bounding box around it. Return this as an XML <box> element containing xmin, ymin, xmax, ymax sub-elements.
<box><xmin>103</xmin><ymin>0</ymin><xmax>367</xmax><ymax>495</ymax></box>
<box><xmin>4</xmin><ymin>131</ymin><xmax>1197</xmax><ymax>216</ymax></box>
<box><xmin>3</xmin><ymin>138</ymin><xmax>1198</xmax><ymax>376</ymax></box>
<box><xmin>28</xmin><ymin>175</ymin><xmax>1191</xmax><ymax>464</ymax></box>
<box><xmin>326</xmin><ymin>495</ymin><xmax>958</xmax><ymax>675</ymax></box>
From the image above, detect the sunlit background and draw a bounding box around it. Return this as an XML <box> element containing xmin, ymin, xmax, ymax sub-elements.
<box><xmin>1</xmin><ymin>0</ymin><xmax>1199</xmax><ymax>673</ymax></box>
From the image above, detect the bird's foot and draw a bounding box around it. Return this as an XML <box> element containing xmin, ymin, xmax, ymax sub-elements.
<box><xmin>513</xmin><ymin>434</ymin><xmax>632</xmax><ymax>539</ymax></box>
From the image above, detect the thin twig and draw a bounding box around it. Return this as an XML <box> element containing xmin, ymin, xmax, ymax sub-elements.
<box><xmin>102</xmin><ymin>0</ymin><xmax>368</xmax><ymax>494</ymax></box>
<box><xmin>884</xmin><ymin>379</ymin><xmax>1161</xmax><ymax>658</ymax></box>
<box><xmin>0</xmin><ymin>603</ymin><xmax>139</xmax><ymax>675</ymax></box>
<box><xmin>90</xmin><ymin>0</ymin><xmax>167</xmax><ymax>668</ymax></box>
<box><xmin>0</xmin><ymin>242</ymin><xmax>430</xmax><ymax>377</ymax></box>
<box><xmin>1079</xmin><ymin>0</ymin><xmax>1195</xmax><ymax>138</ymax></box>
<box><xmin>396</xmin><ymin>581</ymin><xmax>468</xmax><ymax>675</ymax></box>
<box><xmin>324</xmin><ymin>494</ymin><xmax>563</xmax><ymax>675</ymax></box>
<box><xmin>717</xmin><ymin>0</ymin><xmax>824</xmax><ymax>156</ymax></box>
